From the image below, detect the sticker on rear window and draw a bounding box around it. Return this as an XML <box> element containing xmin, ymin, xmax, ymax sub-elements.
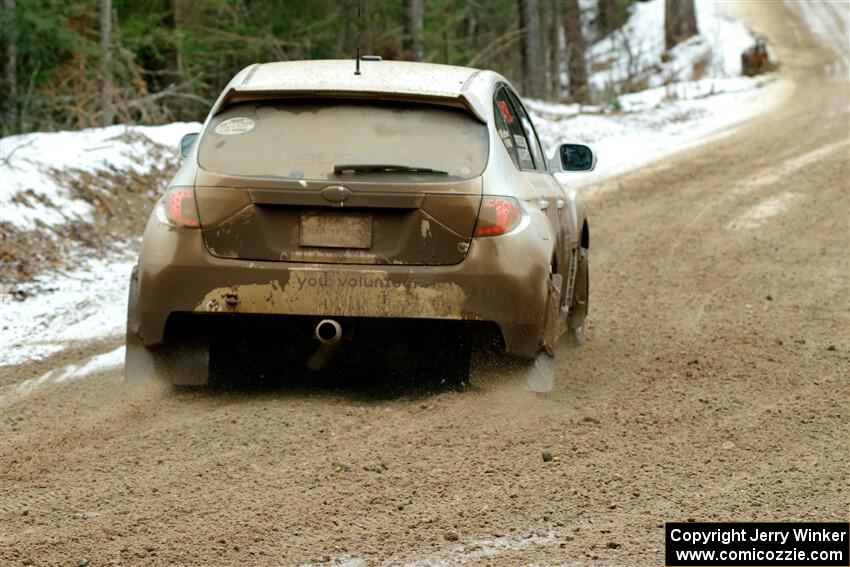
<box><xmin>215</xmin><ymin>117</ymin><xmax>255</xmax><ymax>135</ymax></box>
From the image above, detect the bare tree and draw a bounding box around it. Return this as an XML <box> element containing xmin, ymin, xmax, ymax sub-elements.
<box><xmin>466</xmin><ymin>5</ymin><xmax>479</xmax><ymax>54</ymax></box>
<box><xmin>403</xmin><ymin>0</ymin><xmax>424</xmax><ymax>61</ymax></box>
<box><xmin>665</xmin><ymin>0</ymin><xmax>698</xmax><ymax>50</ymax></box>
<box><xmin>597</xmin><ymin>0</ymin><xmax>629</xmax><ymax>39</ymax></box>
<box><xmin>518</xmin><ymin>0</ymin><xmax>544</xmax><ymax>98</ymax></box>
<box><xmin>546</xmin><ymin>0</ymin><xmax>563</xmax><ymax>100</ymax></box>
<box><xmin>3</xmin><ymin>0</ymin><xmax>16</xmax><ymax>133</ymax></box>
<box><xmin>100</xmin><ymin>0</ymin><xmax>114</xmax><ymax>126</ymax></box>
<box><xmin>172</xmin><ymin>0</ymin><xmax>185</xmax><ymax>81</ymax></box>
<box><xmin>565</xmin><ymin>0</ymin><xmax>587</xmax><ymax>101</ymax></box>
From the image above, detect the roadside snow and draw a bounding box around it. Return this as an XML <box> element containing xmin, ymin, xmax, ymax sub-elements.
<box><xmin>0</xmin><ymin>257</ymin><xmax>134</xmax><ymax>366</ymax></box>
<box><xmin>727</xmin><ymin>192</ymin><xmax>802</xmax><ymax>230</ymax></box>
<box><xmin>528</xmin><ymin>73</ymin><xmax>785</xmax><ymax>194</ymax></box>
<box><xmin>528</xmin><ymin>0</ymin><xmax>791</xmax><ymax>192</ymax></box>
<box><xmin>0</xmin><ymin>122</ymin><xmax>200</xmax><ymax>230</ymax></box>
<box><xmin>0</xmin><ymin>346</ymin><xmax>124</xmax><ymax>406</ymax></box>
<box><xmin>788</xmin><ymin>0</ymin><xmax>849</xmax><ymax>76</ymax></box>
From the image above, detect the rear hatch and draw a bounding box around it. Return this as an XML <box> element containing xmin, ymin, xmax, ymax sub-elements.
<box><xmin>194</xmin><ymin>99</ymin><xmax>488</xmax><ymax>265</ymax></box>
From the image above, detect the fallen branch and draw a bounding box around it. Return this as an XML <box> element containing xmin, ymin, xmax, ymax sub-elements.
<box><xmin>0</xmin><ymin>139</ymin><xmax>35</xmax><ymax>170</ymax></box>
<box><xmin>123</xmin><ymin>83</ymin><xmax>211</xmax><ymax>108</ymax></box>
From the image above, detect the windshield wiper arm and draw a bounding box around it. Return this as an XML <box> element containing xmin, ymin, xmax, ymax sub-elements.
<box><xmin>333</xmin><ymin>163</ymin><xmax>449</xmax><ymax>175</ymax></box>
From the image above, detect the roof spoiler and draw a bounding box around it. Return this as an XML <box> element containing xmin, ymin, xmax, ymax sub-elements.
<box><xmin>211</xmin><ymin>88</ymin><xmax>488</xmax><ymax>123</ymax></box>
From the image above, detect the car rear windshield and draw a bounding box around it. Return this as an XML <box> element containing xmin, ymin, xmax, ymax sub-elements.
<box><xmin>198</xmin><ymin>100</ymin><xmax>489</xmax><ymax>181</ymax></box>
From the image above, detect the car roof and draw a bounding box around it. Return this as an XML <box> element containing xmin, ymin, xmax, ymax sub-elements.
<box><xmin>219</xmin><ymin>59</ymin><xmax>502</xmax><ymax>122</ymax></box>
<box><xmin>238</xmin><ymin>59</ymin><xmax>482</xmax><ymax>98</ymax></box>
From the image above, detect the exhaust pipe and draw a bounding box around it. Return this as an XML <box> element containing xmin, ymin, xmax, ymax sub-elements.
<box><xmin>315</xmin><ymin>319</ymin><xmax>342</xmax><ymax>345</ymax></box>
<box><xmin>308</xmin><ymin>319</ymin><xmax>343</xmax><ymax>371</ymax></box>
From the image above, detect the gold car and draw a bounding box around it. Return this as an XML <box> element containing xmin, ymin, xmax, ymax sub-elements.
<box><xmin>125</xmin><ymin>59</ymin><xmax>594</xmax><ymax>386</ymax></box>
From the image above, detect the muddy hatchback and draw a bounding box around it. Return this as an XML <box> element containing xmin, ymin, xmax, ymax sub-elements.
<box><xmin>125</xmin><ymin>59</ymin><xmax>595</xmax><ymax>386</ymax></box>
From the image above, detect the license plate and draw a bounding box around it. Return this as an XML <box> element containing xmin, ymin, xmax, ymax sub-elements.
<box><xmin>299</xmin><ymin>211</ymin><xmax>372</xmax><ymax>249</ymax></box>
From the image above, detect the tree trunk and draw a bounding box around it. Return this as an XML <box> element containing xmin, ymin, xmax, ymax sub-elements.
<box><xmin>547</xmin><ymin>0</ymin><xmax>563</xmax><ymax>100</ymax></box>
<box><xmin>3</xmin><ymin>0</ymin><xmax>16</xmax><ymax>133</ymax></box>
<box><xmin>100</xmin><ymin>0</ymin><xmax>114</xmax><ymax>126</ymax></box>
<box><xmin>565</xmin><ymin>0</ymin><xmax>587</xmax><ymax>102</ymax></box>
<box><xmin>596</xmin><ymin>0</ymin><xmax>621</xmax><ymax>39</ymax></box>
<box><xmin>172</xmin><ymin>0</ymin><xmax>185</xmax><ymax>81</ymax></box>
<box><xmin>518</xmin><ymin>0</ymin><xmax>544</xmax><ymax>98</ymax></box>
<box><xmin>466</xmin><ymin>5</ymin><xmax>479</xmax><ymax>54</ymax></box>
<box><xmin>403</xmin><ymin>0</ymin><xmax>424</xmax><ymax>61</ymax></box>
<box><xmin>597</xmin><ymin>0</ymin><xmax>610</xmax><ymax>38</ymax></box>
<box><xmin>665</xmin><ymin>0</ymin><xmax>698</xmax><ymax>51</ymax></box>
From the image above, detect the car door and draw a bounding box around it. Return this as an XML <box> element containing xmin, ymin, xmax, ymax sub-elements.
<box><xmin>497</xmin><ymin>87</ymin><xmax>574</xmax><ymax>277</ymax></box>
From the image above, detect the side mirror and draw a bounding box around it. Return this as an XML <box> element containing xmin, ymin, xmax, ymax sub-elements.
<box><xmin>180</xmin><ymin>132</ymin><xmax>199</xmax><ymax>159</ymax></box>
<box><xmin>558</xmin><ymin>143</ymin><xmax>596</xmax><ymax>172</ymax></box>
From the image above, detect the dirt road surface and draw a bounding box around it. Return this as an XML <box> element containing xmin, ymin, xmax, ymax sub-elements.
<box><xmin>1</xmin><ymin>2</ymin><xmax>847</xmax><ymax>565</ymax></box>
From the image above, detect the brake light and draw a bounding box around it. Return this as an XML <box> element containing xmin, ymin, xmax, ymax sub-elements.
<box><xmin>158</xmin><ymin>187</ymin><xmax>200</xmax><ymax>228</ymax></box>
<box><xmin>475</xmin><ymin>196</ymin><xmax>522</xmax><ymax>237</ymax></box>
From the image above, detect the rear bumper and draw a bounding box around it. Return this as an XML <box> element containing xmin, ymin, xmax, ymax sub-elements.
<box><xmin>131</xmin><ymin>219</ymin><xmax>551</xmax><ymax>359</ymax></box>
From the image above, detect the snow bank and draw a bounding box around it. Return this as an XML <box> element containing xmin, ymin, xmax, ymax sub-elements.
<box><xmin>0</xmin><ymin>122</ymin><xmax>200</xmax><ymax>230</ymax></box>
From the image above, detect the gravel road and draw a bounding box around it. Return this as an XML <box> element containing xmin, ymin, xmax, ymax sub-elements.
<box><xmin>1</xmin><ymin>2</ymin><xmax>847</xmax><ymax>565</ymax></box>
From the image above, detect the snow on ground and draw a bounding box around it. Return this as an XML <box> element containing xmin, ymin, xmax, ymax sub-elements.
<box><xmin>528</xmin><ymin>73</ymin><xmax>784</xmax><ymax>194</ymax></box>
<box><xmin>784</xmin><ymin>0</ymin><xmax>849</xmax><ymax>82</ymax></box>
<box><xmin>588</xmin><ymin>0</ymin><xmax>762</xmax><ymax>93</ymax></box>
<box><xmin>1</xmin><ymin>346</ymin><xmax>125</xmax><ymax>405</ymax></box>
<box><xmin>727</xmin><ymin>192</ymin><xmax>802</xmax><ymax>231</ymax></box>
<box><xmin>0</xmin><ymin>122</ymin><xmax>200</xmax><ymax>230</ymax></box>
<box><xmin>0</xmin><ymin>257</ymin><xmax>135</xmax><ymax>366</ymax></box>
<box><xmin>528</xmin><ymin>0</ymin><xmax>789</xmax><ymax>191</ymax></box>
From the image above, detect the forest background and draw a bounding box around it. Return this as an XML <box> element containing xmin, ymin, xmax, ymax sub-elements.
<box><xmin>0</xmin><ymin>0</ymin><xmax>702</xmax><ymax>135</ymax></box>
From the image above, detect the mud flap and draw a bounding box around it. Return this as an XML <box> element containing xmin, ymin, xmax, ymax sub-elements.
<box><xmin>124</xmin><ymin>264</ymin><xmax>155</xmax><ymax>382</ymax></box>
<box><xmin>125</xmin><ymin>330</ymin><xmax>155</xmax><ymax>382</ymax></box>
<box><xmin>542</xmin><ymin>273</ymin><xmax>564</xmax><ymax>356</ymax></box>
<box><xmin>529</xmin><ymin>272</ymin><xmax>563</xmax><ymax>393</ymax></box>
<box><xmin>567</xmin><ymin>247</ymin><xmax>589</xmax><ymax>346</ymax></box>
<box><xmin>525</xmin><ymin>350</ymin><xmax>555</xmax><ymax>393</ymax></box>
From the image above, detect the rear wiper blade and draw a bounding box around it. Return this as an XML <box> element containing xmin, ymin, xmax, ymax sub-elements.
<box><xmin>333</xmin><ymin>163</ymin><xmax>449</xmax><ymax>175</ymax></box>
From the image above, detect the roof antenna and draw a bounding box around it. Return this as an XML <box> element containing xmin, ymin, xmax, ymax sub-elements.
<box><xmin>354</xmin><ymin>1</ymin><xmax>362</xmax><ymax>75</ymax></box>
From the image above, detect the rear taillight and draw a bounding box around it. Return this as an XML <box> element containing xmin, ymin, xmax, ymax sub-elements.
<box><xmin>157</xmin><ymin>187</ymin><xmax>200</xmax><ymax>228</ymax></box>
<box><xmin>475</xmin><ymin>196</ymin><xmax>522</xmax><ymax>237</ymax></box>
